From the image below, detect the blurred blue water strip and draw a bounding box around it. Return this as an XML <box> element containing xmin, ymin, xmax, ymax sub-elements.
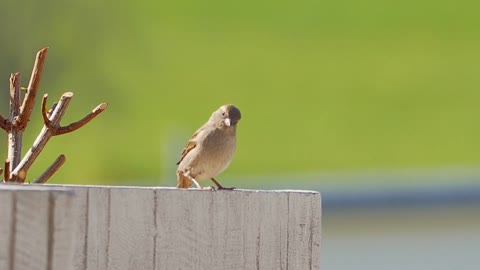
<box><xmin>232</xmin><ymin>168</ymin><xmax>480</xmax><ymax>211</ymax></box>
<box><xmin>321</xmin><ymin>184</ymin><xmax>480</xmax><ymax>210</ymax></box>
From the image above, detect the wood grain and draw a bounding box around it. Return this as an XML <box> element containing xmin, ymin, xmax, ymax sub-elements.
<box><xmin>0</xmin><ymin>190</ymin><xmax>14</xmax><ymax>270</ymax></box>
<box><xmin>86</xmin><ymin>187</ymin><xmax>110</xmax><ymax>270</ymax></box>
<box><xmin>107</xmin><ymin>187</ymin><xmax>155</xmax><ymax>270</ymax></box>
<box><xmin>51</xmin><ymin>190</ymin><xmax>76</xmax><ymax>270</ymax></box>
<box><xmin>0</xmin><ymin>185</ymin><xmax>321</xmax><ymax>270</ymax></box>
<box><xmin>0</xmin><ymin>185</ymin><xmax>75</xmax><ymax>270</ymax></box>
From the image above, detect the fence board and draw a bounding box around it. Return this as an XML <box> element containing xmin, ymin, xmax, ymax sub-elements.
<box><xmin>0</xmin><ymin>185</ymin><xmax>75</xmax><ymax>270</ymax></box>
<box><xmin>0</xmin><ymin>190</ymin><xmax>13</xmax><ymax>270</ymax></box>
<box><xmin>0</xmin><ymin>185</ymin><xmax>321</xmax><ymax>270</ymax></box>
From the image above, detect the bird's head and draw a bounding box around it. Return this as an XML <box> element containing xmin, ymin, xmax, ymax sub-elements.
<box><xmin>210</xmin><ymin>104</ymin><xmax>241</xmax><ymax>128</ymax></box>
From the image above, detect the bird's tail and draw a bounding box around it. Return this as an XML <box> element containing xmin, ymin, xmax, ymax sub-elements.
<box><xmin>176</xmin><ymin>171</ymin><xmax>192</xmax><ymax>188</ymax></box>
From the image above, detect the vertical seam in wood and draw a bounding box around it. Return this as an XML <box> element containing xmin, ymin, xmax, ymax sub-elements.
<box><xmin>309</xmin><ymin>195</ymin><xmax>314</xmax><ymax>270</ymax></box>
<box><xmin>105</xmin><ymin>188</ymin><xmax>111</xmax><ymax>270</ymax></box>
<box><xmin>153</xmin><ymin>189</ymin><xmax>158</xmax><ymax>270</ymax></box>
<box><xmin>47</xmin><ymin>192</ymin><xmax>55</xmax><ymax>270</ymax></box>
<box><xmin>255</xmin><ymin>228</ymin><xmax>260</xmax><ymax>270</ymax></box>
<box><xmin>285</xmin><ymin>193</ymin><xmax>290</xmax><ymax>270</ymax></box>
<box><xmin>255</xmin><ymin>196</ymin><xmax>261</xmax><ymax>270</ymax></box>
<box><xmin>83</xmin><ymin>188</ymin><xmax>90</xmax><ymax>270</ymax></box>
<box><xmin>279</xmin><ymin>204</ymin><xmax>283</xmax><ymax>270</ymax></box>
<box><xmin>8</xmin><ymin>192</ymin><xmax>17</xmax><ymax>270</ymax></box>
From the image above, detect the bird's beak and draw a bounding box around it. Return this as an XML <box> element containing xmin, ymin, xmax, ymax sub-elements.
<box><xmin>224</xmin><ymin>118</ymin><xmax>232</xmax><ymax>127</ymax></box>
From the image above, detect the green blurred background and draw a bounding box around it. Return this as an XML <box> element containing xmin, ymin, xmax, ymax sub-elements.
<box><xmin>0</xmin><ymin>0</ymin><xmax>479</xmax><ymax>186</ymax></box>
<box><xmin>2</xmin><ymin>1</ymin><xmax>480</xmax><ymax>269</ymax></box>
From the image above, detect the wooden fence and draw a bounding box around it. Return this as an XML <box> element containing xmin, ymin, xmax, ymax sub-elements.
<box><xmin>0</xmin><ymin>184</ymin><xmax>321</xmax><ymax>270</ymax></box>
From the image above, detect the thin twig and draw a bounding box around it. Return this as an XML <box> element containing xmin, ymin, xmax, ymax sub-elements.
<box><xmin>8</xmin><ymin>73</ymin><xmax>23</xmax><ymax>178</ymax></box>
<box><xmin>11</xmin><ymin>92</ymin><xmax>73</xmax><ymax>179</ymax></box>
<box><xmin>54</xmin><ymin>102</ymin><xmax>108</xmax><ymax>135</ymax></box>
<box><xmin>41</xmin><ymin>94</ymin><xmax>52</xmax><ymax>128</ymax></box>
<box><xmin>34</xmin><ymin>154</ymin><xmax>66</xmax><ymax>184</ymax></box>
<box><xmin>4</xmin><ymin>160</ymin><xmax>10</xmax><ymax>182</ymax></box>
<box><xmin>47</xmin><ymin>102</ymin><xmax>57</xmax><ymax>118</ymax></box>
<box><xmin>17</xmin><ymin>47</ymin><xmax>48</xmax><ymax>130</ymax></box>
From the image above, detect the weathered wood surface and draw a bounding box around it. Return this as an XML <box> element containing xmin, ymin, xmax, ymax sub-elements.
<box><xmin>0</xmin><ymin>185</ymin><xmax>321</xmax><ymax>270</ymax></box>
<box><xmin>0</xmin><ymin>185</ymin><xmax>75</xmax><ymax>270</ymax></box>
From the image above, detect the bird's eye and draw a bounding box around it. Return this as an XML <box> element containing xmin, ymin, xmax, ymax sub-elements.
<box><xmin>222</xmin><ymin>111</ymin><xmax>226</xmax><ymax>116</ymax></box>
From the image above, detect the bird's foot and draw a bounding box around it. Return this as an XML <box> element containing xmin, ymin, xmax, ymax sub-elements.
<box><xmin>210</xmin><ymin>178</ymin><xmax>235</xmax><ymax>191</ymax></box>
<box><xmin>217</xmin><ymin>186</ymin><xmax>236</xmax><ymax>190</ymax></box>
<box><xmin>202</xmin><ymin>186</ymin><xmax>216</xmax><ymax>191</ymax></box>
<box><xmin>191</xmin><ymin>178</ymin><xmax>215</xmax><ymax>191</ymax></box>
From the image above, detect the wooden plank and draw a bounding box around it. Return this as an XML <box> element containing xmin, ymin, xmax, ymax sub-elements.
<box><xmin>287</xmin><ymin>191</ymin><xmax>322</xmax><ymax>270</ymax></box>
<box><xmin>0</xmin><ymin>187</ymin><xmax>73</xmax><ymax>270</ymax></box>
<box><xmin>0</xmin><ymin>185</ymin><xmax>76</xmax><ymax>270</ymax></box>
<box><xmin>14</xmin><ymin>190</ymin><xmax>49</xmax><ymax>270</ymax></box>
<box><xmin>155</xmin><ymin>189</ymin><xmax>315</xmax><ymax>270</ymax></box>
<box><xmin>311</xmin><ymin>193</ymin><xmax>322</xmax><ymax>270</ymax></box>
<box><xmin>251</xmin><ymin>192</ymin><xmax>289</xmax><ymax>270</ymax></box>
<box><xmin>208</xmin><ymin>191</ymin><xmax>290</xmax><ymax>270</ymax></box>
<box><xmin>155</xmin><ymin>189</ymin><xmax>204</xmax><ymax>270</ymax></box>
<box><xmin>0</xmin><ymin>190</ymin><xmax>13</xmax><ymax>270</ymax></box>
<box><xmin>1</xmin><ymin>185</ymin><xmax>321</xmax><ymax>270</ymax></box>
<box><xmin>68</xmin><ymin>187</ymin><xmax>88</xmax><ymax>270</ymax></box>
<box><xmin>51</xmin><ymin>190</ymin><xmax>76</xmax><ymax>270</ymax></box>
<box><xmin>107</xmin><ymin>187</ymin><xmax>156</xmax><ymax>270</ymax></box>
<box><xmin>85</xmin><ymin>187</ymin><xmax>110</xmax><ymax>270</ymax></box>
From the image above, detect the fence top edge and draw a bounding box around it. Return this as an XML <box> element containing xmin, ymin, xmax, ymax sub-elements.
<box><xmin>24</xmin><ymin>183</ymin><xmax>320</xmax><ymax>194</ymax></box>
<box><xmin>0</xmin><ymin>183</ymin><xmax>75</xmax><ymax>193</ymax></box>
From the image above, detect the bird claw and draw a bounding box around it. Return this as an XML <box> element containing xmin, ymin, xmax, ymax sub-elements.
<box><xmin>210</xmin><ymin>178</ymin><xmax>235</xmax><ymax>191</ymax></box>
<box><xmin>202</xmin><ymin>186</ymin><xmax>216</xmax><ymax>191</ymax></box>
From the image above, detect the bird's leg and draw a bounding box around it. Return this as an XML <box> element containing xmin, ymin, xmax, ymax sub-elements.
<box><xmin>211</xmin><ymin>178</ymin><xmax>235</xmax><ymax>190</ymax></box>
<box><xmin>191</xmin><ymin>178</ymin><xmax>215</xmax><ymax>191</ymax></box>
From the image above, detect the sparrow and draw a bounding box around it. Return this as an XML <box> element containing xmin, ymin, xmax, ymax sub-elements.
<box><xmin>176</xmin><ymin>104</ymin><xmax>241</xmax><ymax>190</ymax></box>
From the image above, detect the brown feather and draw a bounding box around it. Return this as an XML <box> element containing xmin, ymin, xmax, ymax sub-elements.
<box><xmin>176</xmin><ymin>129</ymin><xmax>201</xmax><ymax>165</ymax></box>
<box><xmin>176</xmin><ymin>171</ymin><xmax>192</xmax><ymax>188</ymax></box>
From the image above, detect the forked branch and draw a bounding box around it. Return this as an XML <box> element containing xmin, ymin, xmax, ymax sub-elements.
<box><xmin>11</xmin><ymin>92</ymin><xmax>107</xmax><ymax>181</ymax></box>
<box><xmin>3</xmin><ymin>47</ymin><xmax>107</xmax><ymax>183</ymax></box>
<box><xmin>54</xmin><ymin>102</ymin><xmax>108</xmax><ymax>135</ymax></box>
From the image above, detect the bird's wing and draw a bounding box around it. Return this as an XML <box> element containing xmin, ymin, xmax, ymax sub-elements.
<box><xmin>176</xmin><ymin>129</ymin><xmax>202</xmax><ymax>165</ymax></box>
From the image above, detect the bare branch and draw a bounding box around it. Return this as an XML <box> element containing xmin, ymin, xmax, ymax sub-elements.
<box><xmin>11</xmin><ymin>92</ymin><xmax>73</xmax><ymax>179</ymax></box>
<box><xmin>0</xmin><ymin>114</ymin><xmax>10</xmax><ymax>131</ymax></box>
<box><xmin>47</xmin><ymin>102</ymin><xmax>57</xmax><ymax>118</ymax></box>
<box><xmin>10</xmin><ymin>73</ymin><xmax>21</xmax><ymax>117</ymax></box>
<box><xmin>54</xmin><ymin>102</ymin><xmax>108</xmax><ymax>135</ymax></box>
<box><xmin>48</xmin><ymin>92</ymin><xmax>73</xmax><ymax>125</ymax></box>
<box><xmin>4</xmin><ymin>160</ymin><xmax>10</xmax><ymax>182</ymax></box>
<box><xmin>3</xmin><ymin>48</ymin><xmax>108</xmax><ymax>183</ymax></box>
<box><xmin>8</xmin><ymin>73</ymin><xmax>23</xmax><ymax>176</ymax></box>
<box><xmin>17</xmin><ymin>47</ymin><xmax>48</xmax><ymax>130</ymax></box>
<box><xmin>34</xmin><ymin>154</ymin><xmax>66</xmax><ymax>184</ymax></box>
<box><xmin>41</xmin><ymin>94</ymin><xmax>52</xmax><ymax>128</ymax></box>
